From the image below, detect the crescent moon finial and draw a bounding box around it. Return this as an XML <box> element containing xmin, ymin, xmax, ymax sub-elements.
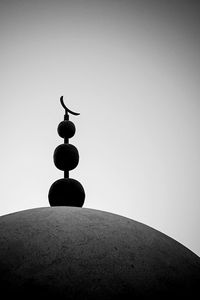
<box><xmin>60</xmin><ymin>96</ymin><xmax>80</xmax><ymax>116</ymax></box>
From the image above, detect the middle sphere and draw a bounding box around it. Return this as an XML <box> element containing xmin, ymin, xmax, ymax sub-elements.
<box><xmin>54</xmin><ymin>144</ymin><xmax>79</xmax><ymax>171</ymax></box>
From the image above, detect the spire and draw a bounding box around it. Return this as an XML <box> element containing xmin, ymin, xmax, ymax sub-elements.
<box><xmin>48</xmin><ymin>96</ymin><xmax>85</xmax><ymax>207</ymax></box>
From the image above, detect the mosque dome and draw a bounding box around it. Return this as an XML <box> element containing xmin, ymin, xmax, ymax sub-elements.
<box><xmin>1</xmin><ymin>97</ymin><xmax>199</xmax><ymax>299</ymax></box>
<box><xmin>0</xmin><ymin>207</ymin><xmax>199</xmax><ymax>299</ymax></box>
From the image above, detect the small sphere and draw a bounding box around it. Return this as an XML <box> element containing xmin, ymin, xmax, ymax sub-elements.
<box><xmin>54</xmin><ymin>144</ymin><xmax>79</xmax><ymax>171</ymax></box>
<box><xmin>57</xmin><ymin>121</ymin><xmax>76</xmax><ymax>139</ymax></box>
<box><xmin>48</xmin><ymin>178</ymin><xmax>85</xmax><ymax>207</ymax></box>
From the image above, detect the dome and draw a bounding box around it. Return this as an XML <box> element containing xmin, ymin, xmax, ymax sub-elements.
<box><xmin>0</xmin><ymin>207</ymin><xmax>199</xmax><ymax>299</ymax></box>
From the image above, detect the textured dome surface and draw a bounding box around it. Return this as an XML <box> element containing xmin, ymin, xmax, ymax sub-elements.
<box><xmin>0</xmin><ymin>207</ymin><xmax>199</xmax><ymax>299</ymax></box>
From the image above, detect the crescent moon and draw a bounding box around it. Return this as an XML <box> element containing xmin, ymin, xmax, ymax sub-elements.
<box><xmin>60</xmin><ymin>96</ymin><xmax>80</xmax><ymax>116</ymax></box>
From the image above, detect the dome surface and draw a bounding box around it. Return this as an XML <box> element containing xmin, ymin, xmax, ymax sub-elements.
<box><xmin>0</xmin><ymin>207</ymin><xmax>199</xmax><ymax>299</ymax></box>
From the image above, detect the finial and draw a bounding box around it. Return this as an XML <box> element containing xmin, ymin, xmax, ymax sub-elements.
<box><xmin>60</xmin><ymin>96</ymin><xmax>80</xmax><ymax>120</ymax></box>
<box><xmin>48</xmin><ymin>96</ymin><xmax>85</xmax><ymax>207</ymax></box>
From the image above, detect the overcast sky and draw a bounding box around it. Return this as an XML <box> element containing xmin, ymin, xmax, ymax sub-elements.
<box><xmin>0</xmin><ymin>0</ymin><xmax>200</xmax><ymax>256</ymax></box>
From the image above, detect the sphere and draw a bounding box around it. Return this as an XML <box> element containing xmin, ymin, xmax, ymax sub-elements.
<box><xmin>54</xmin><ymin>144</ymin><xmax>79</xmax><ymax>171</ymax></box>
<box><xmin>48</xmin><ymin>178</ymin><xmax>85</xmax><ymax>207</ymax></box>
<box><xmin>57</xmin><ymin>120</ymin><xmax>76</xmax><ymax>139</ymax></box>
<box><xmin>0</xmin><ymin>207</ymin><xmax>199</xmax><ymax>299</ymax></box>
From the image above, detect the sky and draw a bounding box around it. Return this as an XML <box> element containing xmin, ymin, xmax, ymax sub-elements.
<box><xmin>0</xmin><ymin>0</ymin><xmax>200</xmax><ymax>256</ymax></box>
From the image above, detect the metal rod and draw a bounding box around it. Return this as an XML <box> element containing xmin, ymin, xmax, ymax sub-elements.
<box><xmin>60</xmin><ymin>96</ymin><xmax>80</xmax><ymax>180</ymax></box>
<box><xmin>64</xmin><ymin>170</ymin><xmax>69</xmax><ymax>179</ymax></box>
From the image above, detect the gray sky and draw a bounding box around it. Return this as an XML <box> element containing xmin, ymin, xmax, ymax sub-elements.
<box><xmin>0</xmin><ymin>0</ymin><xmax>200</xmax><ymax>256</ymax></box>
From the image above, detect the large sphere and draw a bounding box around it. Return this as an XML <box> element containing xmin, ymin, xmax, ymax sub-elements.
<box><xmin>57</xmin><ymin>121</ymin><xmax>76</xmax><ymax>139</ymax></box>
<box><xmin>48</xmin><ymin>178</ymin><xmax>85</xmax><ymax>207</ymax></box>
<box><xmin>54</xmin><ymin>144</ymin><xmax>79</xmax><ymax>171</ymax></box>
<box><xmin>0</xmin><ymin>207</ymin><xmax>199</xmax><ymax>299</ymax></box>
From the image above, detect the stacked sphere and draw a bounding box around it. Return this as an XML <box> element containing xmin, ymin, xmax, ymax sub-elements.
<box><xmin>48</xmin><ymin>120</ymin><xmax>85</xmax><ymax>207</ymax></box>
<box><xmin>57</xmin><ymin>120</ymin><xmax>76</xmax><ymax>139</ymax></box>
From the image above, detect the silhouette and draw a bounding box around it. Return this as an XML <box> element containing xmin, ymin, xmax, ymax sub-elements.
<box><xmin>0</xmin><ymin>96</ymin><xmax>199</xmax><ymax>299</ymax></box>
<box><xmin>54</xmin><ymin>144</ymin><xmax>79</xmax><ymax>171</ymax></box>
<box><xmin>48</xmin><ymin>96</ymin><xmax>85</xmax><ymax>207</ymax></box>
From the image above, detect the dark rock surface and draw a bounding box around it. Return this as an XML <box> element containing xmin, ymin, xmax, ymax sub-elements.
<box><xmin>0</xmin><ymin>207</ymin><xmax>199</xmax><ymax>299</ymax></box>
